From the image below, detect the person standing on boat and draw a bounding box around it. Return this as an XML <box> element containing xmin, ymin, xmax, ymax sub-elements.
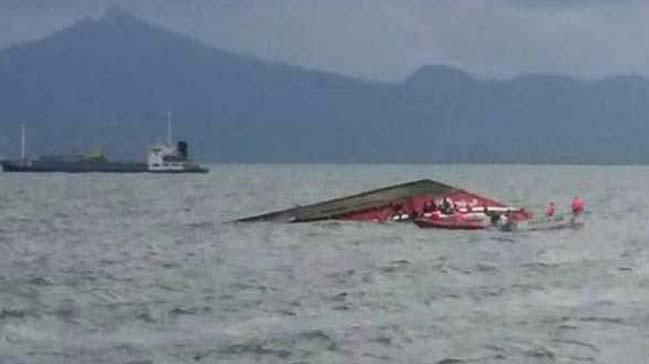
<box><xmin>442</xmin><ymin>197</ymin><xmax>453</xmax><ymax>214</ymax></box>
<box><xmin>545</xmin><ymin>202</ymin><xmax>555</xmax><ymax>217</ymax></box>
<box><xmin>423</xmin><ymin>200</ymin><xmax>436</xmax><ymax>213</ymax></box>
<box><xmin>571</xmin><ymin>196</ymin><xmax>584</xmax><ymax>216</ymax></box>
<box><xmin>497</xmin><ymin>214</ymin><xmax>509</xmax><ymax>227</ymax></box>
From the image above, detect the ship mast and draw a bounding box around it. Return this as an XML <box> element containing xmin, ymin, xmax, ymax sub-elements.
<box><xmin>20</xmin><ymin>124</ymin><xmax>26</xmax><ymax>160</ymax></box>
<box><xmin>167</xmin><ymin>111</ymin><xmax>173</xmax><ymax>146</ymax></box>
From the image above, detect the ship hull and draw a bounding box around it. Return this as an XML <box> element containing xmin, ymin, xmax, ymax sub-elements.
<box><xmin>0</xmin><ymin>160</ymin><xmax>208</xmax><ymax>173</ymax></box>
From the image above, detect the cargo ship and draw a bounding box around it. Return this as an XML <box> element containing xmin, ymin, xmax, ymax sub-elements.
<box><xmin>1</xmin><ymin>122</ymin><xmax>208</xmax><ymax>173</ymax></box>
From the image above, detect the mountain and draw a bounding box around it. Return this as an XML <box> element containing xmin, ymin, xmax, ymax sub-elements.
<box><xmin>2</xmin><ymin>8</ymin><xmax>649</xmax><ymax>163</ymax></box>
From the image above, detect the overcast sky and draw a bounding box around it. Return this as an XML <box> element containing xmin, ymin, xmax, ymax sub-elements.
<box><xmin>1</xmin><ymin>0</ymin><xmax>648</xmax><ymax>81</ymax></box>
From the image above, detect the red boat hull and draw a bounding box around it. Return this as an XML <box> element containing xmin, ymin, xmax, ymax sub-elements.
<box><xmin>414</xmin><ymin>217</ymin><xmax>488</xmax><ymax>230</ymax></box>
<box><xmin>340</xmin><ymin>190</ymin><xmax>510</xmax><ymax>222</ymax></box>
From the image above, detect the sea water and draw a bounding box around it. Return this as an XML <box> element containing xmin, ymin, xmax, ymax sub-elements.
<box><xmin>1</xmin><ymin>165</ymin><xmax>648</xmax><ymax>364</ymax></box>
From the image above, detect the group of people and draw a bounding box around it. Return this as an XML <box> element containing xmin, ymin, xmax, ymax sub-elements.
<box><xmin>422</xmin><ymin>197</ymin><xmax>461</xmax><ymax>215</ymax></box>
<box><xmin>545</xmin><ymin>196</ymin><xmax>584</xmax><ymax>218</ymax></box>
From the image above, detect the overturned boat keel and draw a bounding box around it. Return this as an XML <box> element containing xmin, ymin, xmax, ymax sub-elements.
<box><xmin>235</xmin><ymin>179</ymin><xmax>524</xmax><ymax>225</ymax></box>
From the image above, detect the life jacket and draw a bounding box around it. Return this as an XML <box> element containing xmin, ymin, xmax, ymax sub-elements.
<box><xmin>545</xmin><ymin>204</ymin><xmax>555</xmax><ymax>217</ymax></box>
<box><xmin>571</xmin><ymin>197</ymin><xmax>583</xmax><ymax>215</ymax></box>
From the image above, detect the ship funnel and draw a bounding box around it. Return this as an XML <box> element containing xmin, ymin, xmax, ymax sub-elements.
<box><xmin>177</xmin><ymin>141</ymin><xmax>188</xmax><ymax>160</ymax></box>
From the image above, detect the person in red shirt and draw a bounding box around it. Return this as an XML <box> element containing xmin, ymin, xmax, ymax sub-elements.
<box><xmin>571</xmin><ymin>196</ymin><xmax>584</xmax><ymax>216</ymax></box>
<box><xmin>545</xmin><ymin>202</ymin><xmax>555</xmax><ymax>217</ymax></box>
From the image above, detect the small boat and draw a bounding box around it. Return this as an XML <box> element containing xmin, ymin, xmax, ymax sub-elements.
<box><xmin>414</xmin><ymin>215</ymin><xmax>489</xmax><ymax>230</ymax></box>
<box><xmin>413</xmin><ymin>207</ymin><xmax>532</xmax><ymax>230</ymax></box>
<box><xmin>498</xmin><ymin>214</ymin><xmax>582</xmax><ymax>232</ymax></box>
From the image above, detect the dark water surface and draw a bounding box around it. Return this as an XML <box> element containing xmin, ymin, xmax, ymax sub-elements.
<box><xmin>1</xmin><ymin>165</ymin><xmax>648</xmax><ymax>363</ymax></box>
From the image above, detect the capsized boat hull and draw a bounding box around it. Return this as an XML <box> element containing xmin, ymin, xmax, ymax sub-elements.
<box><xmin>235</xmin><ymin>179</ymin><xmax>513</xmax><ymax>223</ymax></box>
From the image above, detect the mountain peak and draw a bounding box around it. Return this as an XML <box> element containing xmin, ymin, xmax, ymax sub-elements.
<box><xmin>100</xmin><ymin>7</ymin><xmax>141</xmax><ymax>25</ymax></box>
<box><xmin>404</xmin><ymin>64</ymin><xmax>473</xmax><ymax>88</ymax></box>
<box><xmin>103</xmin><ymin>7</ymin><xmax>134</xmax><ymax>19</ymax></box>
<box><xmin>58</xmin><ymin>7</ymin><xmax>145</xmax><ymax>37</ymax></box>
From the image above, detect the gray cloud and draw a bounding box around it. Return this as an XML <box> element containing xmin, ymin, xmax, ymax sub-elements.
<box><xmin>1</xmin><ymin>0</ymin><xmax>648</xmax><ymax>81</ymax></box>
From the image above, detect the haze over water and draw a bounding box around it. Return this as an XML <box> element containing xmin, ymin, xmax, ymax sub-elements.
<box><xmin>1</xmin><ymin>165</ymin><xmax>648</xmax><ymax>363</ymax></box>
